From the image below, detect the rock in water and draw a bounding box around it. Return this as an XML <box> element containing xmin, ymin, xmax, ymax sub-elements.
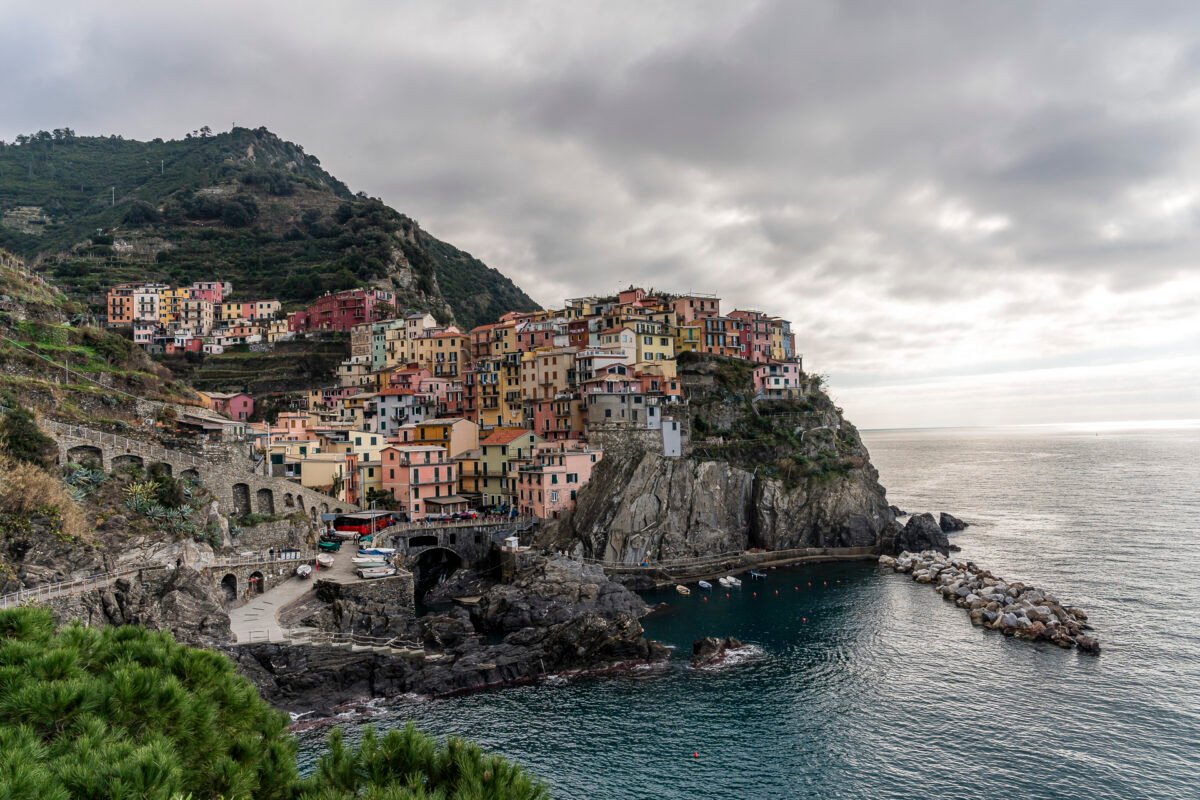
<box><xmin>889</xmin><ymin>505</ymin><xmax>907</xmax><ymax>517</ymax></box>
<box><xmin>891</xmin><ymin>513</ymin><xmax>950</xmax><ymax>556</ymax></box>
<box><xmin>939</xmin><ymin>512</ymin><xmax>969</xmax><ymax>532</ymax></box>
<box><xmin>691</xmin><ymin>636</ymin><xmax>745</xmax><ymax>666</ymax></box>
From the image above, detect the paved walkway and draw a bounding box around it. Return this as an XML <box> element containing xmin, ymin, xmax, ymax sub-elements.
<box><xmin>226</xmin><ymin>546</ymin><xmax>378</xmax><ymax>643</ymax></box>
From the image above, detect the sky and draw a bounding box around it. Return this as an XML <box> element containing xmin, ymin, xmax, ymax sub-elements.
<box><xmin>1</xmin><ymin>0</ymin><xmax>1198</xmax><ymax>428</ymax></box>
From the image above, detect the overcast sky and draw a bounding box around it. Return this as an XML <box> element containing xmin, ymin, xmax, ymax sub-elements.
<box><xmin>2</xmin><ymin>1</ymin><xmax>1198</xmax><ymax>428</ymax></box>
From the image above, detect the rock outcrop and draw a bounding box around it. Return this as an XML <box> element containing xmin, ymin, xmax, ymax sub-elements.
<box><xmin>939</xmin><ymin>512</ymin><xmax>969</xmax><ymax>532</ymax></box>
<box><xmin>690</xmin><ymin>635</ymin><xmax>745</xmax><ymax>667</ymax></box>
<box><xmin>45</xmin><ymin>566</ymin><xmax>231</xmax><ymax>646</ymax></box>
<box><xmin>888</xmin><ymin>513</ymin><xmax>950</xmax><ymax>556</ymax></box>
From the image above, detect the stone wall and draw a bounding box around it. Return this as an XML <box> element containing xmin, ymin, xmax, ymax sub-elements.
<box><xmin>313</xmin><ymin>573</ymin><xmax>416</xmax><ymax>637</ymax></box>
<box><xmin>229</xmin><ymin>516</ymin><xmax>315</xmax><ymax>552</ymax></box>
<box><xmin>204</xmin><ymin>556</ymin><xmax>307</xmax><ymax>608</ymax></box>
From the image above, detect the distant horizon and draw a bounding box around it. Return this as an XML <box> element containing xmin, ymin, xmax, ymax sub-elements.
<box><xmin>861</xmin><ymin>417</ymin><xmax>1200</xmax><ymax>433</ymax></box>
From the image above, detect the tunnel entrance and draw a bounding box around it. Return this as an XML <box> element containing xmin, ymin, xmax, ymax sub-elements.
<box><xmin>412</xmin><ymin>547</ymin><xmax>463</xmax><ymax>601</ymax></box>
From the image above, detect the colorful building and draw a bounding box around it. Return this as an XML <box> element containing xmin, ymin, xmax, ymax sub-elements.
<box><xmin>381</xmin><ymin>445</ymin><xmax>459</xmax><ymax>520</ymax></box>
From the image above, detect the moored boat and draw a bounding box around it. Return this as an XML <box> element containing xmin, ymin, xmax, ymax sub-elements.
<box><xmin>698</xmin><ymin>580</ymin><xmax>713</xmax><ymax>591</ymax></box>
<box><xmin>358</xmin><ymin>547</ymin><xmax>396</xmax><ymax>556</ymax></box>
<box><xmin>315</xmin><ymin>554</ymin><xmax>336</xmax><ymax>568</ymax></box>
<box><xmin>750</xmin><ymin>570</ymin><xmax>767</xmax><ymax>580</ymax></box>
<box><xmin>352</xmin><ymin>556</ymin><xmax>387</xmax><ymax>565</ymax></box>
<box><xmin>718</xmin><ymin>576</ymin><xmax>733</xmax><ymax>588</ymax></box>
<box><xmin>676</xmin><ymin>585</ymin><xmax>691</xmax><ymax>596</ymax></box>
<box><xmin>725</xmin><ymin>575</ymin><xmax>743</xmax><ymax>588</ymax></box>
<box><xmin>355</xmin><ymin>566</ymin><xmax>397</xmax><ymax>579</ymax></box>
<box><xmin>295</xmin><ymin>563</ymin><xmax>312</xmax><ymax>578</ymax></box>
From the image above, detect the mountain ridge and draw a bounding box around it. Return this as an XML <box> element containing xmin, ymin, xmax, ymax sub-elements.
<box><xmin>0</xmin><ymin>126</ymin><xmax>539</xmax><ymax>329</ymax></box>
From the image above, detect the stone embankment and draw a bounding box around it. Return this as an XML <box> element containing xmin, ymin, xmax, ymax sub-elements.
<box><xmin>881</xmin><ymin>551</ymin><xmax>1099</xmax><ymax>655</ymax></box>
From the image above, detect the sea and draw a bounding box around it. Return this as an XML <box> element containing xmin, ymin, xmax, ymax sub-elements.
<box><xmin>296</xmin><ymin>423</ymin><xmax>1200</xmax><ymax>799</ymax></box>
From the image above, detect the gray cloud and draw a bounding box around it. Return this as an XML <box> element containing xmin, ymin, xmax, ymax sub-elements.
<box><xmin>2</xmin><ymin>0</ymin><xmax>1198</xmax><ymax>424</ymax></box>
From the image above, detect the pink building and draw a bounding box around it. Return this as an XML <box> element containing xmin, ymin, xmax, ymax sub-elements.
<box><xmin>516</xmin><ymin>443</ymin><xmax>603</xmax><ymax>519</ymax></box>
<box><xmin>204</xmin><ymin>391</ymin><xmax>254</xmax><ymax>421</ymax></box>
<box><xmin>288</xmin><ymin>288</ymin><xmax>396</xmax><ymax>333</ymax></box>
<box><xmin>381</xmin><ymin>445</ymin><xmax>461</xmax><ymax>520</ymax></box>
<box><xmin>672</xmin><ymin>294</ymin><xmax>721</xmax><ymax>324</ymax></box>
<box><xmin>190</xmin><ymin>281</ymin><xmax>232</xmax><ymax>304</ymax></box>
<box><xmin>730</xmin><ymin>310</ymin><xmax>773</xmax><ymax>364</ymax></box>
<box><xmin>753</xmin><ymin>361</ymin><xmax>805</xmax><ymax>399</ymax></box>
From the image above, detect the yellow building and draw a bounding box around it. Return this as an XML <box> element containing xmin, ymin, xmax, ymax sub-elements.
<box><xmin>412</xmin><ymin>331</ymin><xmax>466</xmax><ymax>379</ymax></box>
<box><xmin>160</xmin><ymin>287</ymin><xmax>191</xmax><ymax>324</ymax></box>
<box><xmin>673</xmin><ymin>322</ymin><xmax>702</xmax><ymax>354</ymax></box>
<box><xmin>411</xmin><ymin>418</ymin><xmax>480</xmax><ymax>458</ymax></box>
<box><xmin>479</xmin><ymin>428</ymin><xmax>543</xmax><ymax>508</ymax></box>
<box><xmin>519</xmin><ymin>347</ymin><xmax>577</xmax><ymax>402</ymax></box>
<box><xmin>455</xmin><ymin>448</ymin><xmax>483</xmax><ymax>499</ymax></box>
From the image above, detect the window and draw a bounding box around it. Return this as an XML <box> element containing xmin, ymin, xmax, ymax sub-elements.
<box><xmin>389</xmin><ymin>468</ymin><xmax>395</xmax><ymax>479</ymax></box>
<box><xmin>549</xmin><ymin>490</ymin><xmax>558</xmax><ymax>503</ymax></box>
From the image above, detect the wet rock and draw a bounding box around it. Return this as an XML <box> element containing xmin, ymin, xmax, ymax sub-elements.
<box><xmin>691</xmin><ymin>636</ymin><xmax>746</xmax><ymax>667</ymax></box>
<box><xmin>939</xmin><ymin>512</ymin><xmax>969</xmax><ymax>532</ymax></box>
<box><xmin>891</xmin><ymin>514</ymin><xmax>950</xmax><ymax>556</ymax></box>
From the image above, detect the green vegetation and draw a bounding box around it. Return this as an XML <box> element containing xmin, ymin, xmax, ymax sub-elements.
<box><xmin>0</xmin><ymin>395</ymin><xmax>56</xmax><ymax>468</ymax></box>
<box><xmin>0</xmin><ymin>607</ymin><xmax>548</xmax><ymax>800</ymax></box>
<box><xmin>0</xmin><ymin>127</ymin><xmax>539</xmax><ymax>328</ymax></box>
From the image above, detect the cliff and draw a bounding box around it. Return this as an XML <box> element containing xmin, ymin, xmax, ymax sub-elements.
<box><xmin>548</xmin><ymin>354</ymin><xmax>894</xmax><ymax>562</ymax></box>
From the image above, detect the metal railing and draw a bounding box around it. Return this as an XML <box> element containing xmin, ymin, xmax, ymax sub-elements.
<box><xmin>209</xmin><ymin>549</ymin><xmax>317</xmax><ymax>568</ymax></box>
<box><xmin>0</xmin><ymin>565</ymin><xmax>155</xmax><ymax>609</ymax></box>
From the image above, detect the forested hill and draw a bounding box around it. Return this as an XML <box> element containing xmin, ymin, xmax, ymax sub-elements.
<box><xmin>0</xmin><ymin>127</ymin><xmax>539</xmax><ymax>328</ymax></box>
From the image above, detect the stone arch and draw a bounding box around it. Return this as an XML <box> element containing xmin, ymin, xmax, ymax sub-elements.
<box><xmin>111</xmin><ymin>454</ymin><xmax>144</xmax><ymax>472</ymax></box>
<box><xmin>333</xmin><ymin>507</ymin><xmax>343</xmax><ymax>514</ymax></box>
<box><xmin>284</xmin><ymin>493</ymin><xmax>295</xmax><ymax>509</ymax></box>
<box><xmin>220</xmin><ymin>573</ymin><xmax>238</xmax><ymax>602</ymax></box>
<box><xmin>411</xmin><ymin>547</ymin><xmax>463</xmax><ymax>600</ymax></box>
<box><xmin>309</xmin><ymin>506</ymin><xmax>317</xmax><ymax>521</ymax></box>
<box><xmin>232</xmin><ymin>483</ymin><xmax>251</xmax><ymax>517</ymax></box>
<box><xmin>180</xmin><ymin>468</ymin><xmax>200</xmax><ymax>483</ymax></box>
<box><xmin>67</xmin><ymin>445</ymin><xmax>103</xmax><ymax>469</ymax></box>
<box><xmin>320</xmin><ymin>502</ymin><xmax>329</xmax><ymax>514</ymax></box>
<box><xmin>408</xmin><ymin>534</ymin><xmax>438</xmax><ymax>548</ymax></box>
<box><xmin>255</xmin><ymin>488</ymin><xmax>275</xmax><ymax>515</ymax></box>
<box><xmin>148</xmin><ymin>461</ymin><xmax>172</xmax><ymax>477</ymax></box>
<box><xmin>248</xmin><ymin>571</ymin><xmax>265</xmax><ymax>597</ymax></box>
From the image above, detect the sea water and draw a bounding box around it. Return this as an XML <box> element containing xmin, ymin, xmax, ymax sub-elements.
<box><xmin>296</xmin><ymin>424</ymin><xmax>1200</xmax><ymax>799</ymax></box>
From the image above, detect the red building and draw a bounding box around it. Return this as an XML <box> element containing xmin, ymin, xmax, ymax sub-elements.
<box><xmin>730</xmin><ymin>310</ymin><xmax>773</xmax><ymax>364</ymax></box>
<box><xmin>288</xmin><ymin>289</ymin><xmax>395</xmax><ymax>333</ymax></box>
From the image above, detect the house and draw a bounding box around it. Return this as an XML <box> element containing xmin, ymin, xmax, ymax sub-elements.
<box><xmin>516</xmin><ymin>443</ymin><xmax>603</xmax><ymax>519</ymax></box>
<box><xmin>381</xmin><ymin>445</ymin><xmax>459</xmax><ymax>520</ymax></box>
<box><xmin>479</xmin><ymin>428</ymin><xmax>543</xmax><ymax>509</ymax></box>
<box><xmin>753</xmin><ymin>361</ymin><xmax>806</xmax><ymax>400</ymax></box>
<box><xmin>199</xmin><ymin>391</ymin><xmax>254</xmax><ymax>421</ymax></box>
<box><xmin>287</xmin><ymin>288</ymin><xmax>396</xmax><ymax>333</ymax></box>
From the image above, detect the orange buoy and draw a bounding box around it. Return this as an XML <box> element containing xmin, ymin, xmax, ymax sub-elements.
<box><xmin>693</xmin><ymin>751</ymin><xmax>699</xmax><ymax>759</ymax></box>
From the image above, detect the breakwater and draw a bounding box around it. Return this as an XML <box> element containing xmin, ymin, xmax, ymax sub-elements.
<box><xmin>880</xmin><ymin>550</ymin><xmax>1099</xmax><ymax>653</ymax></box>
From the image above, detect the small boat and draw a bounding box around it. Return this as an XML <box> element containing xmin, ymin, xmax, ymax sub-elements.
<box><xmin>295</xmin><ymin>563</ymin><xmax>313</xmax><ymax>578</ymax></box>
<box><xmin>718</xmin><ymin>576</ymin><xmax>733</xmax><ymax>588</ymax></box>
<box><xmin>352</xmin><ymin>556</ymin><xmax>387</xmax><ymax>565</ymax></box>
<box><xmin>675</xmin><ymin>585</ymin><xmax>691</xmax><ymax>596</ymax></box>
<box><xmin>358</xmin><ymin>547</ymin><xmax>396</xmax><ymax>556</ymax></box>
<box><xmin>356</xmin><ymin>566</ymin><xmax>397</xmax><ymax>580</ymax></box>
<box><xmin>318</xmin><ymin>540</ymin><xmax>341</xmax><ymax>552</ymax></box>
<box><xmin>749</xmin><ymin>570</ymin><xmax>767</xmax><ymax>580</ymax></box>
<box><xmin>315</xmin><ymin>554</ymin><xmax>336</xmax><ymax>568</ymax></box>
<box><xmin>697</xmin><ymin>580</ymin><xmax>713</xmax><ymax>591</ymax></box>
<box><xmin>725</xmin><ymin>575</ymin><xmax>743</xmax><ymax>588</ymax></box>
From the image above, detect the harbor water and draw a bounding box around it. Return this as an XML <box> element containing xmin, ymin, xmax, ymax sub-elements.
<box><xmin>297</xmin><ymin>423</ymin><xmax>1200</xmax><ymax>799</ymax></box>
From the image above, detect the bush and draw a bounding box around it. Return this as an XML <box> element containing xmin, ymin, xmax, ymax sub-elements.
<box><xmin>0</xmin><ymin>455</ymin><xmax>87</xmax><ymax>539</ymax></box>
<box><xmin>0</xmin><ymin>405</ymin><xmax>57</xmax><ymax>468</ymax></box>
<box><xmin>0</xmin><ymin>609</ymin><xmax>547</xmax><ymax>799</ymax></box>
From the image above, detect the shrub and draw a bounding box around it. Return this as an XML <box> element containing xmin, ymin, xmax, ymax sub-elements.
<box><xmin>0</xmin><ymin>455</ymin><xmax>86</xmax><ymax>539</ymax></box>
<box><xmin>0</xmin><ymin>405</ymin><xmax>56</xmax><ymax>468</ymax></box>
<box><xmin>0</xmin><ymin>609</ymin><xmax>547</xmax><ymax>799</ymax></box>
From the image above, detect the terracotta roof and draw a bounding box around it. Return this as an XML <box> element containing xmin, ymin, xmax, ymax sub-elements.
<box><xmin>481</xmin><ymin>427</ymin><xmax>535</xmax><ymax>446</ymax></box>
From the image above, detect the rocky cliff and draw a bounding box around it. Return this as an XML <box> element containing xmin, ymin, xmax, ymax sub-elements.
<box><xmin>548</xmin><ymin>355</ymin><xmax>894</xmax><ymax>562</ymax></box>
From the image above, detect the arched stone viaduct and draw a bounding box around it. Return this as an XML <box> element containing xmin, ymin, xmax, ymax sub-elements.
<box><xmin>42</xmin><ymin>420</ymin><xmax>358</xmax><ymax>521</ymax></box>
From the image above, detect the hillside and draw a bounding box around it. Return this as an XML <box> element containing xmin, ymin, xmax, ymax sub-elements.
<box><xmin>0</xmin><ymin>127</ymin><xmax>539</xmax><ymax>329</ymax></box>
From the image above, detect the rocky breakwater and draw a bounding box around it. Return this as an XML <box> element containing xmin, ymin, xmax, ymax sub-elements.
<box><xmin>880</xmin><ymin>551</ymin><xmax>1099</xmax><ymax>654</ymax></box>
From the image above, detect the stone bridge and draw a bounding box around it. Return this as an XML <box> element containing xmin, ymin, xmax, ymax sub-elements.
<box><xmin>384</xmin><ymin>520</ymin><xmax>537</xmax><ymax>569</ymax></box>
<box><xmin>42</xmin><ymin>420</ymin><xmax>357</xmax><ymax>521</ymax></box>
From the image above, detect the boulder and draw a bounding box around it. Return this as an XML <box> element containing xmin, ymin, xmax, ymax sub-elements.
<box><xmin>890</xmin><ymin>513</ymin><xmax>950</xmax><ymax>556</ymax></box>
<box><xmin>939</xmin><ymin>512</ymin><xmax>969</xmax><ymax>532</ymax></box>
<box><xmin>690</xmin><ymin>636</ymin><xmax>745</xmax><ymax>667</ymax></box>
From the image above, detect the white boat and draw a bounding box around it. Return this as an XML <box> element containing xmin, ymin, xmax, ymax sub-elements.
<box><xmin>697</xmin><ymin>580</ymin><xmax>713</xmax><ymax>591</ymax></box>
<box><xmin>358</xmin><ymin>547</ymin><xmax>396</xmax><ymax>556</ymax></box>
<box><xmin>352</xmin><ymin>556</ymin><xmax>387</xmax><ymax>565</ymax></box>
<box><xmin>295</xmin><ymin>564</ymin><xmax>313</xmax><ymax>578</ymax></box>
<box><xmin>718</xmin><ymin>576</ymin><xmax>733</xmax><ymax>588</ymax></box>
<box><xmin>356</xmin><ymin>566</ymin><xmax>397</xmax><ymax>579</ymax></box>
<box><xmin>315</xmin><ymin>554</ymin><xmax>336</xmax><ymax>568</ymax></box>
<box><xmin>675</xmin><ymin>585</ymin><xmax>691</xmax><ymax>596</ymax></box>
<box><xmin>725</xmin><ymin>575</ymin><xmax>742</xmax><ymax>588</ymax></box>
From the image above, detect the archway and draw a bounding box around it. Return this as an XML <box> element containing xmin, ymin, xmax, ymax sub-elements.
<box><xmin>333</xmin><ymin>507</ymin><xmax>343</xmax><ymax>514</ymax></box>
<box><xmin>309</xmin><ymin>506</ymin><xmax>317</xmax><ymax>521</ymax></box>
<box><xmin>255</xmin><ymin>488</ymin><xmax>275</xmax><ymax>515</ymax></box>
<box><xmin>112</xmin><ymin>454</ymin><xmax>144</xmax><ymax>472</ymax></box>
<box><xmin>180</xmin><ymin>468</ymin><xmax>200</xmax><ymax>483</ymax></box>
<box><xmin>408</xmin><ymin>534</ymin><xmax>438</xmax><ymax>548</ymax></box>
<box><xmin>411</xmin><ymin>547</ymin><xmax>463</xmax><ymax>601</ymax></box>
<box><xmin>248</xmin><ymin>571</ymin><xmax>265</xmax><ymax>597</ymax></box>
<box><xmin>284</xmin><ymin>493</ymin><xmax>295</xmax><ymax>509</ymax></box>
<box><xmin>232</xmin><ymin>483</ymin><xmax>251</xmax><ymax>516</ymax></box>
<box><xmin>320</xmin><ymin>502</ymin><xmax>329</xmax><ymax>514</ymax></box>
<box><xmin>67</xmin><ymin>445</ymin><xmax>103</xmax><ymax>469</ymax></box>
<box><xmin>220</xmin><ymin>573</ymin><xmax>237</xmax><ymax>603</ymax></box>
<box><xmin>149</xmin><ymin>461</ymin><xmax>172</xmax><ymax>477</ymax></box>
